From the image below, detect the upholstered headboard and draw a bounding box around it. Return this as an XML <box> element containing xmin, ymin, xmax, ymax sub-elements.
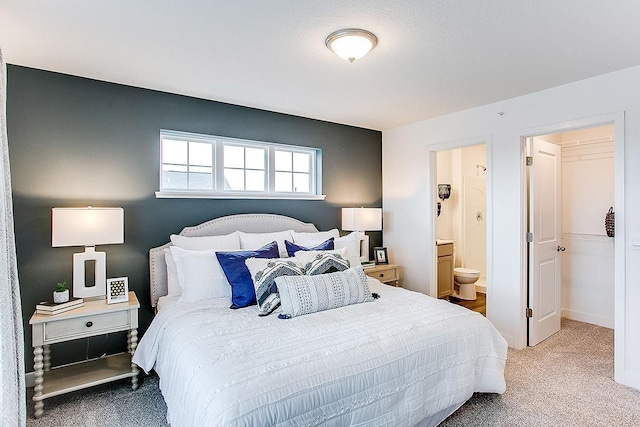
<box><xmin>149</xmin><ymin>213</ymin><xmax>319</xmax><ymax>307</ymax></box>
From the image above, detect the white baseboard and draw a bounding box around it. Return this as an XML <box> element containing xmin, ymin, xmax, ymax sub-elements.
<box><xmin>561</xmin><ymin>308</ymin><xmax>614</xmax><ymax>329</ymax></box>
<box><xmin>475</xmin><ymin>283</ymin><xmax>486</xmax><ymax>294</ymax></box>
<box><xmin>26</xmin><ymin>371</ymin><xmax>34</xmax><ymax>388</ymax></box>
<box><xmin>623</xmin><ymin>371</ymin><xmax>640</xmax><ymax>392</ymax></box>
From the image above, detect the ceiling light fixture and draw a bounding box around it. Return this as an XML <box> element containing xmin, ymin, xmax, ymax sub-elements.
<box><xmin>325</xmin><ymin>28</ymin><xmax>378</xmax><ymax>63</ymax></box>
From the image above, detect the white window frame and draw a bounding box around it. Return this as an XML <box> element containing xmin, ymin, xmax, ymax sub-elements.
<box><xmin>156</xmin><ymin>130</ymin><xmax>325</xmax><ymax>200</ymax></box>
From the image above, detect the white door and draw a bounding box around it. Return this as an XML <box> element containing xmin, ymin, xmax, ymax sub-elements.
<box><xmin>528</xmin><ymin>137</ymin><xmax>563</xmax><ymax>346</ymax></box>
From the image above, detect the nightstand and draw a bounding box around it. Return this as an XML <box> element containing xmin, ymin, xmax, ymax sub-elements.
<box><xmin>365</xmin><ymin>264</ymin><xmax>401</xmax><ymax>286</ymax></box>
<box><xmin>29</xmin><ymin>291</ymin><xmax>140</xmax><ymax>419</ymax></box>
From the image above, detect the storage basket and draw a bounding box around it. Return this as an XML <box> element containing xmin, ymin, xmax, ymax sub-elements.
<box><xmin>605</xmin><ymin>207</ymin><xmax>614</xmax><ymax>238</ymax></box>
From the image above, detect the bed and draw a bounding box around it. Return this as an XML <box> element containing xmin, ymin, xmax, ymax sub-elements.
<box><xmin>133</xmin><ymin>214</ymin><xmax>507</xmax><ymax>426</ymax></box>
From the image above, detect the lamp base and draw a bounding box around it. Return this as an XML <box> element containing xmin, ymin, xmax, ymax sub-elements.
<box><xmin>358</xmin><ymin>232</ymin><xmax>370</xmax><ymax>262</ymax></box>
<box><xmin>73</xmin><ymin>247</ymin><xmax>106</xmax><ymax>299</ymax></box>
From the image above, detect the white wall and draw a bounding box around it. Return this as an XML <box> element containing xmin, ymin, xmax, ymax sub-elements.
<box><xmin>559</xmin><ymin>126</ymin><xmax>615</xmax><ymax>328</ymax></box>
<box><xmin>436</xmin><ymin>150</ymin><xmax>453</xmax><ymax>239</ymax></box>
<box><xmin>382</xmin><ymin>64</ymin><xmax>640</xmax><ymax>391</ymax></box>
<box><xmin>436</xmin><ymin>145</ymin><xmax>487</xmax><ymax>273</ymax></box>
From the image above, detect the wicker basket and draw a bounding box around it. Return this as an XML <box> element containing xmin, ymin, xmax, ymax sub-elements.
<box><xmin>605</xmin><ymin>207</ymin><xmax>614</xmax><ymax>238</ymax></box>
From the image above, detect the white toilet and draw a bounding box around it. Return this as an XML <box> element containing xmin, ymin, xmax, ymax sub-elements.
<box><xmin>453</xmin><ymin>267</ymin><xmax>480</xmax><ymax>300</ymax></box>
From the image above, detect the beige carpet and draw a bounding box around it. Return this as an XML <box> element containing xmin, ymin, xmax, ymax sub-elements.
<box><xmin>27</xmin><ymin>319</ymin><xmax>640</xmax><ymax>426</ymax></box>
<box><xmin>441</xmin><ymin>318</ymin><xmax>640</xmax><ymax>426</ymax></box>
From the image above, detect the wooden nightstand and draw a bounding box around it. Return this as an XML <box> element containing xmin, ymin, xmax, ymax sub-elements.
<box><xmin>365</xmin><ymin>264</ymin><xmax>401</xmax><ymax>286</ymax></box>
<box><xmin>29</xmin><ymin>291</ymin><xmax>140</xmax><ymax>419</ymax></box>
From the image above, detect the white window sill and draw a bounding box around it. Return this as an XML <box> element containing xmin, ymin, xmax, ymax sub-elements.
<box><xmin>155</xmin><ymin>191</ymin><xmax>326</xmax><ymax>201</ymax></box>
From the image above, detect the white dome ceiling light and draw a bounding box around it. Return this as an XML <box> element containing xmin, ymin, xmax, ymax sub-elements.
<box><xmin>325</xmin><ymin>29</ymin><xmax>378</xmax><ymax>63</ymax></box>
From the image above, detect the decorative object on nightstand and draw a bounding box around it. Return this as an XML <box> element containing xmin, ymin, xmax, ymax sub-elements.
<box><xmin>29</xmin><ymin>291</ymin><xmax>140</xmax><ymax>419</ymax></box>
<box><xmin>361</xmin><ymin>261</ymin><xmax>375</xmax><ymax>270</ymax></box>
<box><xmin>107</xmin><ymin>277</ymin><xmax>129</xmax><ymax>304</ymax></box>
<box><xmin>53</xmin><ymin>281</ymin><xmax>69</xmax><ymax>303</ymax></box>
<box><xmin>342</xmin><ymin>207</ymin><xmax>382</xmax><ymax>262</ymax></box>
<box><xmin>365</xmin><ymin>263</ymin><xmax>401</xmax><ymax>287</ymax></box>
<box><xmin>52</xmin><ymin>207</ymin><xmax>124</xmax><ymax>299</ymax></box>
<box><xmin>35</xmin><ymin>297</ymin><xmax>83</xmax><ymax>316</ymax></box>
<box><xmin>374</xmin><ymin>247</ymin><xmax>389</xmax><ymax>265</ymax></box>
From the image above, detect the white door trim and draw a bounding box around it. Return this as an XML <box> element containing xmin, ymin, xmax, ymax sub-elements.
<box><xmin>427</xmin><ymin>135</ymin><xmax>492</xmax><ymax>306</ymax></box>
<box><xmin>517</xmin><ymin>112</ymin><xmax>625</xmax><ymax>384</ymax></box>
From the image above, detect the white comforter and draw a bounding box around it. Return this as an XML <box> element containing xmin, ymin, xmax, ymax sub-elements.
<box><xmin>133</xmin><ymin>280</ymin><xmax>507</xmax><ymax>427</ymax></box>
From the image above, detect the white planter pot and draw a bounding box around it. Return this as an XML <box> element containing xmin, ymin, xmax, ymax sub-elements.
<box><xmin>53</xmin><ymin>289</ymin><xmax>69</xmax><ymax>303</ymax></box>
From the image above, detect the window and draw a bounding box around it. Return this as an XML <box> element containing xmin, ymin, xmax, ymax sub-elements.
<box><xmin>157</xmin><ymin>130</ymin><xmax>323</xmax><ymax>199</ymax></box>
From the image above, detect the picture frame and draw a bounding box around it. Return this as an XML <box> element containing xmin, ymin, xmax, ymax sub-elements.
<box><xmin>374</xmin><ymin>247</ymin><xmax>389</xmax><ymax>265</ymax></box>
<box><xmin>106</xmin><ymin>277</ymin><xmax>129</xmax><ymax>304</ymax></box>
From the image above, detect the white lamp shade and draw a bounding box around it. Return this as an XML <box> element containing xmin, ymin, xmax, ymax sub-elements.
<box><xmin>52</xmin><ymin>207</ymin><xmax>124</xmax><ymax>247</ymax></box>
<box><xmin>342</xmin><ymin>208</ymin><xmax>382</xmax><ymax>232</ymax></box>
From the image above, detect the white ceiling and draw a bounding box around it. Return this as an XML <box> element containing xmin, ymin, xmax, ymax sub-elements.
<box><xmin>1</xmin><ymin>1</ymin><xmax>640</xmax><ymax>130</ymax></box>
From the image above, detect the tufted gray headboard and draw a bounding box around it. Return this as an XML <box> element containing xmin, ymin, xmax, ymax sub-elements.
<box><xmin>149</xmin><ymin>213</ymin><xmax>319</xmax><ymax>307</ymax></box>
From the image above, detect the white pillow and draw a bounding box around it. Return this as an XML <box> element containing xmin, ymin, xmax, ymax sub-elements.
<box><xmin>170</xmin><ymin>246</ymin><xmax>231</xmax><ymax>303</ymax></box>
<box><xmin>170</xmin><ymin>232</ymin><xmax>240</xmax><ymax>251</ymax></box>
<box><xmin>164</xmin><ymin>248</ymin><xmax>181</xmax><ymax>296</ymax></box>
<box><xmin>238</xmin><ymin>230</ymin><xmax>294</xmax><ymax>258</ymax></box>
<box><xmin>334</xmin><ymin>232</ymin><xmax>362</xmax><ymax>267</ymax></box>
<box><xmin>291</xmin><ymin>229</ymin><xmax>340</xmax><ymax>244</ymax></box>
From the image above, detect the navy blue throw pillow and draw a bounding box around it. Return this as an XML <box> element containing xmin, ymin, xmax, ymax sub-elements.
<box><xmin>284</xmin><ymin>238</ymin><xmax>335</xmax><ymax>257</ymax></box>
<box><xmin>216</xmin><ymin>241</ymin><xmax>279</xmax><ymax>309</ymax></box>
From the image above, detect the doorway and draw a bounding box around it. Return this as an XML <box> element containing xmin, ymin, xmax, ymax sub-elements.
<box><xmin>434</xmin><ymin>143</ymin><xmax>488</xmax><ymax>314</ymax></box>
<box><xmin>524</xmin><ymin>123</ymin><xmax>620</xmax><ymax>353</ymax></box>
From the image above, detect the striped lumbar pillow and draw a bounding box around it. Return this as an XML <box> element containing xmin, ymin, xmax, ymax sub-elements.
<box><xmin>276</xmin><ymin>266</ymin><xmax>373</xmax><ymax>319</ymax></box>
<box><xmin>245</xmin><ymin>258</ymin><xmax>305</xmax><ymax>316</ymax></box>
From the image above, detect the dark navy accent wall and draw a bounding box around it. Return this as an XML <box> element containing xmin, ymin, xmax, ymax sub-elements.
<box><xmin>7</xmin><ymin>65</ymin><xmax>382</xmax><ymax>371</ymax></box>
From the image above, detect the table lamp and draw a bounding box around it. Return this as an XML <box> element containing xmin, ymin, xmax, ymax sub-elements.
<box><xmin>341</xmin><ymin>207</ymin><xmax>382</xmax><ymax>262</ymax></box>
<box><xmin>52</xmin><ymin>207</ymin><xmax>124</xmax><ymax>299</ymax></box>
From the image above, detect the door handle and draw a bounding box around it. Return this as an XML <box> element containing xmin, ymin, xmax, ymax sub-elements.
<box><xmin>557</xmin><ymin>246</ymin><xmax>566</xmax><ymax>252</ymax></box>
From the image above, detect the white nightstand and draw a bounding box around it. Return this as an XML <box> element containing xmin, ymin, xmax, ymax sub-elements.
<box><xmin>365</xmin><ymin>264</ymin><xmax>401</xmax><ymax>287</ymax></box>
<box><xmin>29</xmin><ymin>291</ymin><xmax>140</xmax><ymax>419</ymax></box>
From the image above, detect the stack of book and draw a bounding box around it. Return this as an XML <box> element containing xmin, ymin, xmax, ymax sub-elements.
<box><xmin>361</xmin><ymin>261</ymin><xmax>376</xmax><ymax>270</ymax></box>
<box><xmin>36</xmin><ymin>298</ymin><xmax>84</xmax><ymax>315</ymax></box>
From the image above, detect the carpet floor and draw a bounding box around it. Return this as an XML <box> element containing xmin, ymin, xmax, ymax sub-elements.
<box><xmin>26</xmin><ymin>318</ymin><xmax>639</xmax><ymax>427</ymax></box>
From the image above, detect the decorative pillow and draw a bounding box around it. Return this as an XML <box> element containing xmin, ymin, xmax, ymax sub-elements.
<box><xmin>334</xmin><ymin>231</ymin><xmax>362</xmax><ymax>267</ymax></box>
<box><xmin>276</xmin><ymin>266</ymin><xmax>373</xmax><ymax>319</ymax></box>
<box><xmin>170</xmin><ymin>232</ymin><xmax>240</xmax><ymax>251</ymax></box>
<box><xmin>238</xmin><ymin>230</ymin><xmax>294</xmax><ymax>258</ymax></box>
<box><xmin>295</xmin><ymin>248</ymin><xmax>350</xmax><ymax>275</ymax></box>
<box><xmin>164</xmin><ymin>248</ymin><xmax>181</xmax><ymax>296</ymax></box>
<box><xmin>216</xmin><ymin>241</ymin><xmax>279</xmax><ymax>308</ymax></box>
<box><xmin>245</xmin><ymin>258</ymin><xmax>305</xmax><ymax>316</ymax></box>
<box><xmin>284</xmin><ymin>238</ymin><xmax>334</xmax><ymax>257</ymax></box>
<box><xmin>169</xmin><ymin>246</ymin><xmax>231</xmax><ymax>303</ymax></box>
<box><xmin>291</xmin><ymin>229</ymin><xmax>340</xmax><ymax>244</ymax></box>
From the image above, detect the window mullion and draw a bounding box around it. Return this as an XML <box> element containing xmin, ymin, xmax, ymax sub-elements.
<box><xmin>268</xmin><ymin>146</ymin><xmax>275</xmax><ymax>193</ymax></box>
<box><xmin>215</xmin><ymin>141</ymin><xmax>225</xmax><ymax>192</ymax></box>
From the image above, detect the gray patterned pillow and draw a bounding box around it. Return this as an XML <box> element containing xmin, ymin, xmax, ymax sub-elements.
<box><xmin>245</xmin><ymin>258</ymin><xmax>305</xmax><ymax>316</ymax></box>
<box><xmin>294</xmin><ymin>248</ymin><xmax>350</xmax><ymax>275</ymax></box>
<box><xmin>276</xmin><ymin>266</ymin><xmax>373</xmax><ymax>319</ymax></box>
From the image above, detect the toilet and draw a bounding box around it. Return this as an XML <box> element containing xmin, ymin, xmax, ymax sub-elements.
<box><xmin>453</xmin><ymin>267</ymin><xmax>480</xmax><ymax>300</ymax></box>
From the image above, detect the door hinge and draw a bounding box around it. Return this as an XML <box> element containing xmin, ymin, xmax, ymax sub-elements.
<box><xmin>526</xmin><ymin>308</ymin><xmax>533</xmax><ymax>318</ymax></box>
<box><xmin>526</xmin><ymin>156</ymin><xmax>533</xmax><ymax>166</ymax></box>
<box><xmin>527</xmin><ymin>232</ymin><xmax>533</xmax><ymax>243</ymax></box>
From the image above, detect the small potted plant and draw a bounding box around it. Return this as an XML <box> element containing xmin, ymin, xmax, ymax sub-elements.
<box><xmin>53</xmin><ymin>281</ymin><xmax>69</xmax><ymax>304</ymax></box>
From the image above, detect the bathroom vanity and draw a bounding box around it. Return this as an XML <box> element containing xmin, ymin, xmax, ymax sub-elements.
<box><xmin>437</xmin><ymin>241</ymin><xmax>454</xmax><ymax>298</ymax></box>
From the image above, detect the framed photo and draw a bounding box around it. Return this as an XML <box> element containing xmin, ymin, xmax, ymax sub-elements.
<box><xmin>107</xmin><ymin>277</ymin><xmax>129</xmax><ymax>304</ymax></box>
<box><xmin>374</xmin><ymin>247</ymin><xmax>389</xmax><ymax>265</ymax></box>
